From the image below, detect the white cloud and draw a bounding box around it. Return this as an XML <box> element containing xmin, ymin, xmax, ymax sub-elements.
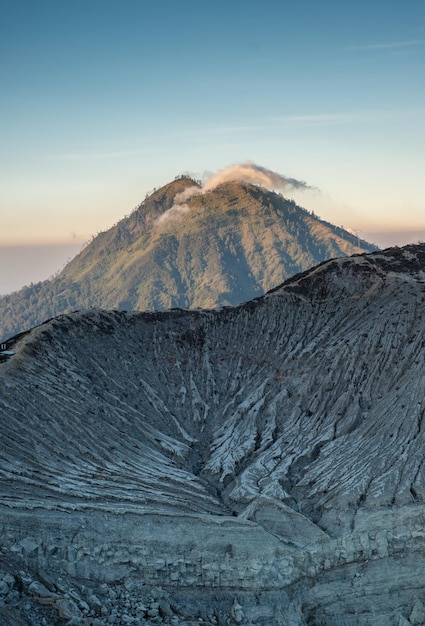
<box><xmin>349</xmin><ymin>40</ymin><xmax>423</xmax><ymax>51</ymax></box>
<box><xmin>156</xmin><ymin>162</ymin><xmax>313</xmax><ymax>226</ymax></box>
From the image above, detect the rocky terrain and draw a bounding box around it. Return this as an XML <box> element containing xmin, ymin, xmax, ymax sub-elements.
<box><xmin>0</xmin><ymin>176</ymin><xmax>377</xmax><ymax>342</ymax></box>
<box><xmin>1</xmin><ymin>244</ymin><xmax>425</xmax><ymax>624</ymax></box>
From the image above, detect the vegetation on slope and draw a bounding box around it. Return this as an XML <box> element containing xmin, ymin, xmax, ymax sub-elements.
<box><xmin>0</xmin><ymin>177</ymin><xmax>378</xmax><ymax>341</ymax></box>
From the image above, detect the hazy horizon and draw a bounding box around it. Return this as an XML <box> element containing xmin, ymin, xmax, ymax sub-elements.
<box><xmin>0</xmin><ymin>243</ymin><xmax>82</xmax><ymax>296</ymax></box>
<box><xmin>1</xmin><ymin>229</ymin><xmax>424</xmax><ymax>297</ymax></box>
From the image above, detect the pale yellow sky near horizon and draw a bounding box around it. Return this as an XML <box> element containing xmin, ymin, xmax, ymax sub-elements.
<box><xmin>2</xmin><ymin>1</ymin><xmax>424</xmax><ymax>257</ymax></box>
<box><xmin>2</xmin><ymin>171</ymin><xmax>424</xmax><ymax>249</ymax></box>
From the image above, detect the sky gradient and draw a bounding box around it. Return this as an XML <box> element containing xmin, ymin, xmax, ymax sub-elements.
<box><xmin>1</xmin><ymin>0</ymin><xmax>424</xmax><ymax>291</ymax></box>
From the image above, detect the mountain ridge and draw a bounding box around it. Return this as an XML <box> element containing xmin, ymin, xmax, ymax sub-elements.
<box><xmin>0</xmin><ymin>176</ymin><xmax>378</xmax><ymax>341</ymax></box>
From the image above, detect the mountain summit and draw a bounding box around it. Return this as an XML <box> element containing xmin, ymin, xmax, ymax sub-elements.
<box><xmin>0</xmin><ymin>174</ymin><xmax>377</xmax><ymax>340</ymax></box>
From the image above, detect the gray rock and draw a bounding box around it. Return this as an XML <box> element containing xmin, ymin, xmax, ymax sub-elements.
<box><xmin>409</xmin><ymin>600</ymin><xmax>425</xmax><ymax>625</ymax></box>
<box><xmin>0</xmin><ymin>580</ymin><xmax>9</xmax><ymax>595</ymax></box>
<box><xmin>6</xmin><ymin>590</ymin><xmax>20</xmax><ymax>606</ymax></box>
<box><xmin>37</xmin><ymin>568</ymin><xmax>57</xmax><ymax>592</ymax></box>
<box><xmin>0</xmin><ymin>605</ymin><xmax>29</xmax><ymax>626</ymax></box>
<box><xmin>159</xmin><ymin>598</ymin><xmax>174</xmax><ymax>618</ymax></box>
<box><xmin>88</xmin><ymin>594</ymin><xmax>102</xmax><ymax>610</ymax></box>
<box><xmin>230</xmin><ymin>599</ymin><xmax>244</xmax><ymax>624</ymax></box>
<box><xmin>1</xmin><ymin>574</ymin><xmax>15</xmax><ymax>588</ymax></box>
<box><xmin>79</xmin><ymin>599</ymin><xmax>90</xmax><ymax>612</ymax></box>
<box><xmin>56</xmin><ymin>598</ymin><xmax>83</xmax><ymax>620</ymax></box>
<box><xmin>28</xmin><ymin>580</ymin><xmax>57</xmax><ymax>598</ymax></box>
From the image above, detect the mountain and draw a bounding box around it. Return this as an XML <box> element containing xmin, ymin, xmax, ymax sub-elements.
<box><xmin>0</xmin><ymin>176</ymin><xmax>378</xmax><ymax>341</ymax></box>
<box><xmin>1</xmin><ymin>243</ymin><xmax>425</xmax><ymax>624</ymax></box>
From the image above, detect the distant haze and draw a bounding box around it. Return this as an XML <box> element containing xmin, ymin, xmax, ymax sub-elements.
<box><xmin>0</xmin><ymin>232</ymin><xmax>423</xmax><ymax>297</ymax></box>
<box><xmin>0</xmin><ymin>243</ymin><xmax>82</xmax><ymax>295</ymax></box>
<box><xmin>362</xmin><ymin>230</ymin><xmax>425</xmax><ymax>249</ymax></box>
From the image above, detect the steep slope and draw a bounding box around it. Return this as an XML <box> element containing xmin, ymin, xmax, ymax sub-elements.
<box><xmin>0</xmin><ymin>244</ymin><xmax>425</xmax><ymax>624</ymax></box>
<box><xmin>0</xmin><ymin>177</ymin><xmax>378</xmax><ymax>341</ymax></box>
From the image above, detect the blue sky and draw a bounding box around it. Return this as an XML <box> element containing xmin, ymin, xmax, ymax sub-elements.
<box><xmin>1</xmin><ymin>0</ymin><xmax>424</xmax><ymax>261</ymax></box>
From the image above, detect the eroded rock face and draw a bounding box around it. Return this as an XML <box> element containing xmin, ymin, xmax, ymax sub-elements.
<box><xmin>1</xmin><ymin>244</ymin><xmax>425</xmax><ymax>624</ymax></box>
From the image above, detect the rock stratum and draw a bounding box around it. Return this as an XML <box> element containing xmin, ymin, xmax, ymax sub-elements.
<box><xmin>1</xmin><ymin>244</ymin><xmax>425</xmax><ymax>625</ymax></box>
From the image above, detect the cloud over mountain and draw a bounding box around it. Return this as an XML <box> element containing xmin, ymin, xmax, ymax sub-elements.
<box><xmin>203</xmin><ymin>162</ymin><xmax>312</xmax><ymax>192</ymax></box>
<box><xmin>157</xmin><ymin>162</ymin><xmax>312</xmax><ymax>225</ymax></box>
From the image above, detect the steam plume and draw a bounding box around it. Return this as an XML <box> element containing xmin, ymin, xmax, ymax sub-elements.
<box><xmin>203</xmin><ymin>162</ymin><xmax>311</xmax><ymax>193</ymax></box>
<box><xmin>155</xmin><ymin>187</ymin><xmax>201</xmax><ymax>225</ymax></box>
<box><xmin>156</xmin><ymin>162</ymin><xmax>312</xmax><ymax>225</ymax></box>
